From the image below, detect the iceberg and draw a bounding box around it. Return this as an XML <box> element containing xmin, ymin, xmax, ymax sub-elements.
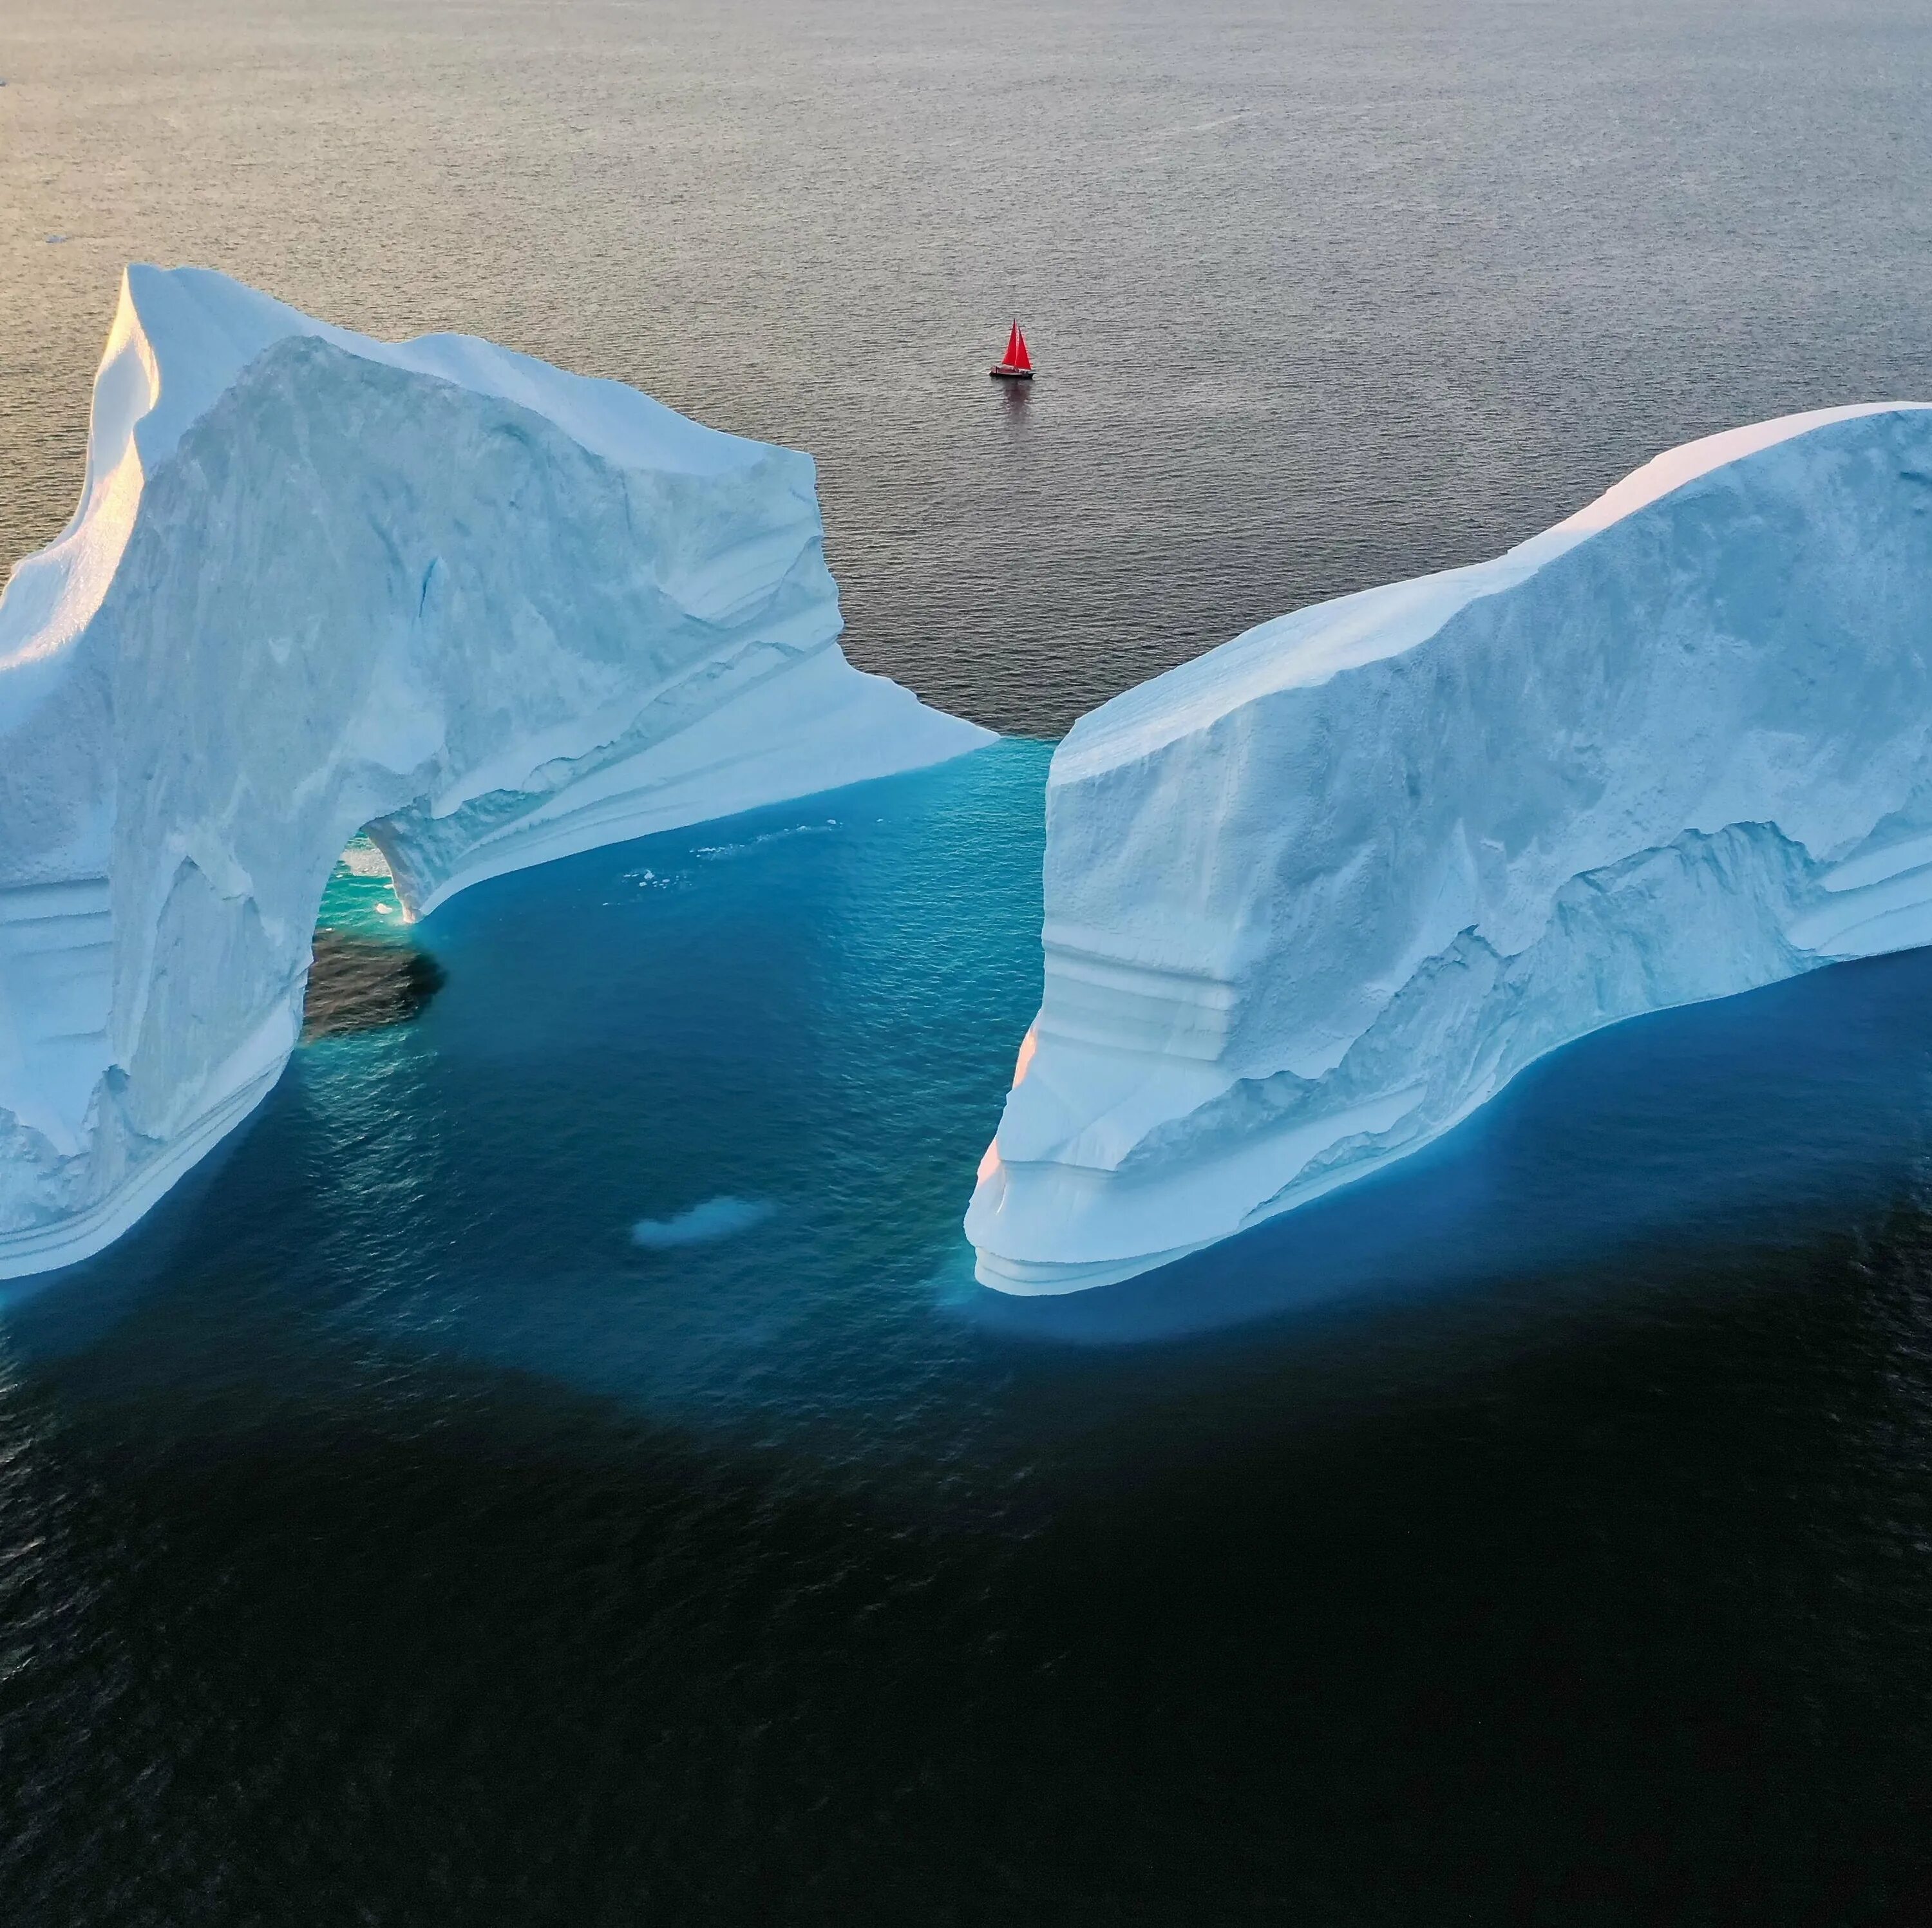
<box><xmin>0</xmin><ymin>265</ymin><xmax>991</xmax><ymax>1280</ymax></box>
<box><xmin>967</xmin><ymin>402</ymin><xmax>1932</xmax><ymax>1292</ymax></box>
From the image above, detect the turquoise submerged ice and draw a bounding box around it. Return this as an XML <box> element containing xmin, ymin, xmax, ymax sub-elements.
<box><xmin>969</xmin><ymin>403</ymin><xmax>1932</xmax><ymax>1293</ymax></box>
<box><xmin>0</xmin><ymin>266</ymin><xmax>990</xmax><ymax>1281</ymax></box>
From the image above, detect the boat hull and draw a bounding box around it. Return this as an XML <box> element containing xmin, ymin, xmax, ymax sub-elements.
<box><xmin>989</xmin><ymin>364</ymin><xmax>1034</xmax><ymax>381</ymax></box>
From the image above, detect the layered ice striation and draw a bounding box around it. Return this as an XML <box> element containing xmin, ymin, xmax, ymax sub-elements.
<box><xmin>968</xmin><ymin>403</ymin><xmax>1932</xmax><ymax>1292</ymax></box>
<box><xmin>0</xmin><ymin>265</ymin><xmax>991</xmax><ymax>1280</ymax></box>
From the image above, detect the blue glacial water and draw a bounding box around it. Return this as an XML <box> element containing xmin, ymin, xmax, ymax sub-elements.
<box><xmin>33</xmin><ymin>726</ymin><xmax>1932</xmax><ymax>1435</ymax></box>
<box><xmin>6</xmin><ymin>745</ymin><xmax>1050</xmax><ymax>1452</ymax></box>
<box><xmin>5</xmin><ymin>739</ymin><xmax>1932</xmax><ymax>1922</ymax></box>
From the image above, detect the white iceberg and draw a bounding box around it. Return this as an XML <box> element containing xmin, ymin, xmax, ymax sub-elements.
<box><xmin>968</xmin><ymin>402</ymin><xmax>1932</xmax><ymax>1292</ymax></box>
<box><xmin>0</xmin><ymin>265</ymin><xmax>991</xmax><ymax>1280</ymax></box>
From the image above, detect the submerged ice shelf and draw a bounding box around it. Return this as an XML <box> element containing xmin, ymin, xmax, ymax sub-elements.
<box><xmin>0</xmin><ymin>265</ymin><xmax>991</xmax><ymax>1280</ymax></box>
<box><xmin>967</xmin><ymin>402</ymin><xmax>1932</xmax><ymax>1293</ymax></box>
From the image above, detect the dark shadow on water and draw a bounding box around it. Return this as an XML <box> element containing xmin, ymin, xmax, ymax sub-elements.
<box><xmin>301</xmin><ymin>929</ymin><xmax>446</xmax><ymax>1041</ymax></box>
<box><xmin>0</xmin><ymin>1120</ymin><xmax>253</xmax><ymax>1353</ymax></box>
<box><xmin>976</xmin><ymin>945</ymin><xmax>1932</xmax><ymax>1348</ymax></box>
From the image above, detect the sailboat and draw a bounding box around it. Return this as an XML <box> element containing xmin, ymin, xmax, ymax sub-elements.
<box><xmin>989</xmin><ymin>321</ymin><xmax>1034</xmax><ymax>381</ymax></box>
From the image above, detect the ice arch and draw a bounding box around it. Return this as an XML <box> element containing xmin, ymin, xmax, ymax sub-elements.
<box><xmin>968</xmin><ymin>401</ymin><xmax>1932</xmax><ymax>1293</ymax></box>
<box><xmin>0</xmin><ymin>266</ymin><xmax>990</xmax><ymax>1279</ymax></box>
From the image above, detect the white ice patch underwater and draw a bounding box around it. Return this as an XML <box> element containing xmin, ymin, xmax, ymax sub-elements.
<box><xmin>967</xmin><ymin>402</ymin><xmax>1932</xmax><ymax>1294</ymax></box>
<box><xmin>0</xmin><ymin>264</ymin><xmax>992</xmax><ymax>1282</ymax></box>
<box><xmin>631</xmin><ymin>1197</ymin><xmax>776</xmax><ymax>1249</ymax></box>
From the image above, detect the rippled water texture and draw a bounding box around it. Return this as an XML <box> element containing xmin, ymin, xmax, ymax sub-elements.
<box><xmin>8</xmin><ymin>1</ymin><xmax>1932</xmax><ymax>734</ymax></box>
<box><xmin>7</xmin><ymin>3</ymin><xmax>1932</xmax><ymax>1921</ymax></box>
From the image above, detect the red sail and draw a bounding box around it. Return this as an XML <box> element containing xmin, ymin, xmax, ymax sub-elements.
<box><xmin>1009</xmin><ymin>323</ymin><xmax>1032</xmax><ymax>371</ymax></box>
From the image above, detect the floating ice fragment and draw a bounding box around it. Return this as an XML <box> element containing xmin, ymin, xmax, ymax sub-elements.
<box><xmin>691</xmin><ymin>818</ymin><xmax>840</xmax><ymax>862</ymax></box>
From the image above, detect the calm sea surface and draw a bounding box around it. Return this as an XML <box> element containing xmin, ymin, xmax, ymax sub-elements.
<box><xmin>6</xmin><ymin>2</ymin><xmax>1932</xmax><ymax>1920</ymax></box>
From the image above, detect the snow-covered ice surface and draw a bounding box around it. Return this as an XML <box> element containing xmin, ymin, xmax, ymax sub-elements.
<box><xmin>968</xmin><ymin>402</ymin><xmax>1932</xmax><ymax>1293</ymax></box>
<box><xmin>0</xmin><ymin>265</ymin><xmax>991</xmax><ymax>1281</ymax></box>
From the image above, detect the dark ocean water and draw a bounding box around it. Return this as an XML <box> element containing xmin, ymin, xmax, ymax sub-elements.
<box><xmin>7</xmin><ymin>3</ymin><xmax>1932</xmax><ymax>1921</ymax></box>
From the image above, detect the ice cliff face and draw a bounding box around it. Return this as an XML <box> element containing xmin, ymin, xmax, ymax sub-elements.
<box><xmin>0</xmin><ymin>265</ymin><xmax>991</xmax><ymax>1280</ymax></box>
<box><xmin>968</xmin><ymin>402</ymin><xmax>1932</xmax><ymax>1292</ymax></box>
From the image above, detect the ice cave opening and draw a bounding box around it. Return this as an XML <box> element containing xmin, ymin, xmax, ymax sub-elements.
<box><xmin>302</xmin><ymin>836</ymin><xmax>446</xmax><ymax>1043</ymax></box>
